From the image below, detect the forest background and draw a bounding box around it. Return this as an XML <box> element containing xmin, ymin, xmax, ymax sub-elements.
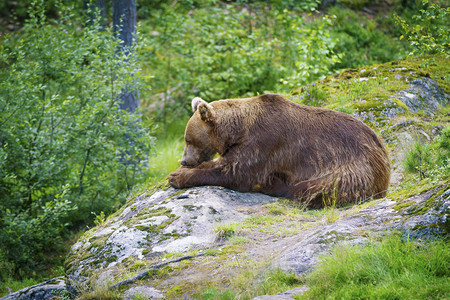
<box><xmin>0</xmin><ymin>0</ymin><xmax>448</xmax><ymax>295</ymax></box>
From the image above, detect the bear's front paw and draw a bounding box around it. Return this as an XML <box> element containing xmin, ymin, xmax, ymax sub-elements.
<box><xmin>169</xmin><ymin>167</ymin><xmax>191</xmax><ymax>189</ymax></box>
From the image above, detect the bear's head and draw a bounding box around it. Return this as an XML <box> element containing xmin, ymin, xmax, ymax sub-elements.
<box><xmin>180</xmin><ymin>97</ymin><xmax>218</xmax><ymax>167</ymax></box>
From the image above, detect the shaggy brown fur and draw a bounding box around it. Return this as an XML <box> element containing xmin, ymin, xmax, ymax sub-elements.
<box><xmin>169</xmin><ymin>94</ymin><xmax>390</xmax><ymax>207</ymax></box>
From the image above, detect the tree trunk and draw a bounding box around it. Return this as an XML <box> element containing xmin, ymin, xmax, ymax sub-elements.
<box><xmin>113</xmin><ymin>0</ymin><xmax>139</xmax><ymax>113</ymax></box>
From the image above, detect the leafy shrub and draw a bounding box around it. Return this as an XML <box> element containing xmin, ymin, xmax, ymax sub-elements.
<box><xmin>138</xmin><ymin>1</ymin><xmax>416</xmax><ymax>126</ymax></box>
<box><xmin>330</xmin><ymin>6</ymin><xmax>408</xmax><ymax>69</ymax></box>
<box><xmin>279</xmin><ymin>15</ymin><xmax>341</xmax><ymax>89</ymax></box>
<box><xmin>395</xmin><ymin>0</ymin><xmax>449</xmax><ymax>56</ymax></box>
<box><xmin>0</xmin><ymin>0</ymin><xmax>84</xmax><ymax>22</ymax></box>
<box><xmin>0</xmin><ymin>2</ymin><xmax>153</xmax><ymax>278</ymax></box>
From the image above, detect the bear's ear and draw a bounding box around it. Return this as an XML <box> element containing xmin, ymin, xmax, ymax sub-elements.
<box><xmin>192</xmin><ymin>97</ymin><xmax>215</xmax><ymax>123</ymax></box>
<box><xmin>191</xmin><ymin>97</ymin><xmax>207</xmax><ymax>112</ymax></box>
<box><xmin>198</xmin><ymin>102</ymin><xmax>215</xmax><ymax>123</ymax></box>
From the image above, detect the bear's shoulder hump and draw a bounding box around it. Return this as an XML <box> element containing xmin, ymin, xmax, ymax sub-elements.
<box><xmin>258</xmin><ymin>93</ymin><xmax>288</xmax><ymax>103</ymax></box>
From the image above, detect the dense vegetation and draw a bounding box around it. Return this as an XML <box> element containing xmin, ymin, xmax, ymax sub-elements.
<box><xmin>0</xmin><ymin>1</ymin><xmax>154</xmax><ymax>282</ymax></box>
<box><xmin>0</xmin><ymin>0</ymin><xmax>448</xmax><ymax>296</ymax></box>
<box><xmin>138</xmin><ymin>0</ymin><xmax>410</xmax><ymax>124</ymax></box>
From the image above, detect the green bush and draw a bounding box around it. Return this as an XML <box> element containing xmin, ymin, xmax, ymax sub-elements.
<box><xmin>138</xmin><ymin>1</ymin><xmax>417</xmax><ymax>126</ymax></box>
<box><xmin>279</xmin><ymin>14</ymin><xmax>341</xmax><ymax>89</ymax></box>
<box><xmin>0</xmin><ymin>0</ymin><xmax>84</xmax><ymax>21</ymax></box>
<box><xmin>395</xmin><ymin>0</ymin><xmax>449</xmax><ymax>56</ymax></box>
<box><xmin>330</xmin><ymin>6</ymin><xmax>408</xmax><ymax>69</ymax></box>
<box><xmin>404</xmin><ymin>142</ymin><xmax>433</xmax><ymax>179</ymax></box>
<box><xmin>0</xmin><ymin>2</ymin><xmax>153</xmax><ymax>278</ymax></box>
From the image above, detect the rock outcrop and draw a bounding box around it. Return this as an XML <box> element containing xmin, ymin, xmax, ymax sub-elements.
<box><xmin>396</xmin><ymin>77</ymin><xmax>449</xmax><ymax>115</ymax></box>
<box><xmin>0</xmin><ymin>277</ymin><xmax>66</xmax><ymax>300</ymax></box>
<box><xmin>65</xmin><ymin>186</ymin><xmax>277</xmax><ymax>297</ymax></box>
<box><xmin>63</xmin><ymin>184</ymin><xmax>448</xmax><ymax>298</ymax></box>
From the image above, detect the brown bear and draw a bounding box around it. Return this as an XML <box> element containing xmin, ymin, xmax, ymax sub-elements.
<box><xmin>169</xmin><ymin>94</ymin><xmax>390</xmax><ymax>207</ymax></box>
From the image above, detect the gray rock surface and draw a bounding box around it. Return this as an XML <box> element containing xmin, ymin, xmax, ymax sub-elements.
<box><xmin>66</xmin><ymin>186</ymin><xmax>277</xmax><ymax>296</ymax></box>
<box><xmin>0</xmin><ymin>277</ymin><xmax>66</xmax><ymax>300</ymax></box>
<box><xmin>396</xmin><ymin>77</ymin><xmax>449</xmax><ymax>115</ymax></box>
<box><xmin>363</xmin><ymin>76</ymin><xmax>449</xmax><ymax>119</ymax></box>
<box><xmin>124</xmin><ymin>285</ymin><xmax>165</xmax><ymax>299</ymax></box>
<box><xmin>64</xmin><ymin>182</ymin><xmax>448</xmax><ymax>298</ymax></box>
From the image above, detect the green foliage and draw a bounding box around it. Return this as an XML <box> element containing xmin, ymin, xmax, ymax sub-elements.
<box><xmin>139</xmin><ymin>2</ymin><xmax>341</xmax><ymax>123</ymax></box>
<box><xmin>280</xmin><ymin>15</ymin><xmax>341</xmax><ymax>89</ymax></box>
<box><xmin>298</xmin><ymin>234</ymin><xmax>450</xmax><ymax>299</ymax></box>
<box><xmin>202</xmin><ymin>288</ymin><xmax>237</xmax><ymax>300</ymax></box>
<box><xmin>330</xmin><ymin>6</ymin><xmax>408</xmax><ymax>69</ymax></box>
<box><xmin>295</xmin><ymin>83</ymin><xmax>328</xmax><ymax>107</ymax></box>
<box><xmin>0</xmin><ymin>0</ymin><xmax>84</xmax><ymax>21</ymax></box>
<box><xmin>76</xmin><ymin>289</ymin><xmax>123</xmax><ymax>300</ymax></box>
<box><xmin>395</xmin><ymin>0</ymin><xmax>450</xmax><ymax>56</ymax></box>
<box><xmin>404</xmin><ymin>129</ymin><xmax>449</xmax><ymax>181</ymax></box>
<box><xmin>0</xmin><ymin>2</ymin><xmax>153</xmax><ymax>278</ymax></box>
<box><xmin>0</xmin><ymin>277</ymin><xmax>40</xmax><ymax>298</ymax></box>
<box><xmin>92</xmin><ymin>211</ymin><xmax>106</xmax><ymax>226</ymax></box>
<box><xmin>142</xmin><ymin>118</ymin><xmax>187</xmax><ymax>186</ymax></box>
<box><xmin>404</xmin><ymin>142</ymin><xmax>433</xmax><ymax>179</ymax></box>
<box><xmin>437</xmin><ymin>126</ymin><xmax>450</xmax><ymax>165</ymax></box>
<box><xmin>337</xmin><ymin>0</ymin><xmax>374</xmax><ymax>9</ymax></box>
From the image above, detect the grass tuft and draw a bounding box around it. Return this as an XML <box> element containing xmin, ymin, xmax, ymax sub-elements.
<box><xmin>201</xmin><ymin>268</ymin><xmax>302</xmax><ymax>300</ymax></box>
<box><xmin>215</xmin><ymin>223</ymin><xmax>237</xmax><ymax>241</ymax></box>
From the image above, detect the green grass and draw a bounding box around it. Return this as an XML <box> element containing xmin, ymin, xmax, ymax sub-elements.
<box><xmin>147</xmin><ymin>136</ymin><xmax>184</xmax><ymax>182</ymax></box>
<box><xmin>146</xmin><ymin>119</ymin><xmax>187</xmax><ymax>185</ymax></box>
<box><xmin>201</xmin><ymin>268</ymin><xmax>302</xmax><ymax>300</ymax></box>
<box><xmin>0</xmin><ymin>278</ymin><xmax>40</xmax><ymax>297</ymax></box>
<box><xmin>297</xmin><ymin>234</ymin><xmax>450</xmax><ymax>300</ymax></box>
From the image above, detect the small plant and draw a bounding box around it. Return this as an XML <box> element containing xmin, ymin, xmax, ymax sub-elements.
<box><xmin>215</xmin><ymin>223</ymin><xmax>237</xmax><ymax>241</ymax></box>
<box><xmin>322</xmin><ymin>188</ymin><xmax>340</xmax><ymax>224</ymax></box>
<box><xmin>404</xmin><ymin>129</ymin><xmax>449</xmax><ymax>182</ymax></box>
<box><xmin>265</xmin><ymin>202</ymin><xmax>289</xmax><ymax>216</ymax></box>
<box><xmin>404</xmin><ymin>142</ymin><xmax>432</xmax><ymax>179</ymax></box>
<box><xmin>92</xmin><ymin>211</ymin><xmax>106</xmax><ymax>227</ymax></box>
<box><xmin>298</xmin><ymin>83</ymin><xmax>328</xmax><ymax>107</ymax></box>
